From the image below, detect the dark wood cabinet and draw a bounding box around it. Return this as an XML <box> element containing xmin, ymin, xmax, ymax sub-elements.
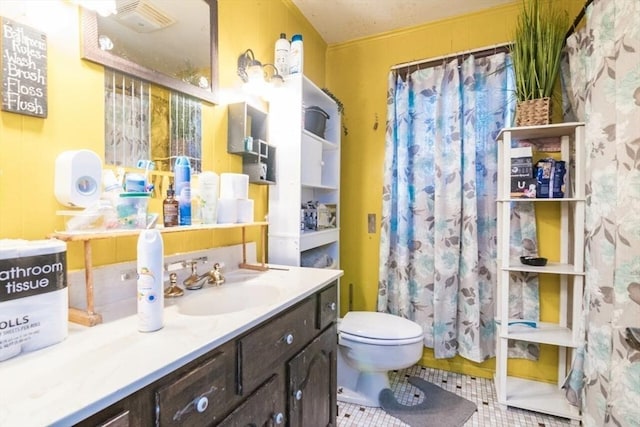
<box><xmin>287</xmin><ymin>324</ymin><xmax>337</xmax><ymax>427</ymax></box>
<box><xmin>218</xmin><ymin>375</ymin><xmax>286</xmax><ymax>427</ymax></box>
<box><xmin>75</xmin><ymin>281</ymin><xmax>338</xmax><ymax>427</ymax></box>
<box><xmin>155</xmin><ymin>347</ymin><xmax>235</xmax><ymax>426</ymax></box>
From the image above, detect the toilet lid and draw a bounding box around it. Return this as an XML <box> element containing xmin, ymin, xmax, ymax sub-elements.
<box><xmin>339</xmin><ymin>311</ymin><xmax>423</xmax><ymax>340</ymax></box>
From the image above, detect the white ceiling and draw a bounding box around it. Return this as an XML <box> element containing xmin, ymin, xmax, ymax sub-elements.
<box><xmin>290</xmin><ymin>0</ymin><xmax>515</xmax><ymax>44</ymax></box>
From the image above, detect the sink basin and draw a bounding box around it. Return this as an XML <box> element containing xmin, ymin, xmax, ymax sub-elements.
<box><xmin>176</xmin><ymin>283</ymin><xmax>281</xmax><ymax>316</ymax></box>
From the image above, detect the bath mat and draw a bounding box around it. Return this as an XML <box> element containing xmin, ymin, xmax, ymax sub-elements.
<box><xmin>379</xmin><ymin>376</ymin><xmax>477</xmax><ymax>427</ymax></box>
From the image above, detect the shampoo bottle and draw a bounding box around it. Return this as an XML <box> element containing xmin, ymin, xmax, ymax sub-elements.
<box><xmin>174</xmin><ymin>156</ymin><xmax>191</xmax><ymax>225</ymax></box>
<box><xmin>289</xmin><ymin>34</ymin><xmax>304</xmax><ymax>75</ymax></box>
<box><xmin>137</xmin><ymin>229</ymin><xmax>164</xmax><ymax>332</ymax></box>
<box><xmin>274</xmin><ymin>33</ymin><xmax>290</xmax><ymax>77</ymax></box>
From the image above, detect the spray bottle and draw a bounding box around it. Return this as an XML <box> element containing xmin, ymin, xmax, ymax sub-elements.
<box><xmin>174</xmin><ymin>156</ymin><xmax>191</xmax><ymax>225</ymax></box>
<box><xmin>137</xmin><ymin>229</ymin><xmax>164</xmax><ymax>332</ymax></box>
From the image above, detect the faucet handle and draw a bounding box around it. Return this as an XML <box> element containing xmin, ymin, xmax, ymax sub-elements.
<box><xmin>210</xmin><ymin>263</ymin><xmax>225</xmax><ymax>286</ymax></box>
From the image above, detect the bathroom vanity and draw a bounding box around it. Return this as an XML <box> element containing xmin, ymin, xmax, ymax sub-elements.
<box><xmin>0</xmin><ymin>266</ymin><xmax>342</xmax><ymax>426</ymax></box>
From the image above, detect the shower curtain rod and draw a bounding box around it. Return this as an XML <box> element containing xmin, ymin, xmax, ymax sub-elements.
<box><xmin>565</xmin><ymin>0</ymin><xmax>594</xmax><ymax>40</ymax></box>
<box><xmin>390</xmin><ymin>42</ymin><xmax>510</xmax><ymax>74</ymax></box>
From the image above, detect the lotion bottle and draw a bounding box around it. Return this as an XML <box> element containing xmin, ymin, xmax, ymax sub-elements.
<box><xmin>289</xmin><ymin>34</ymin><xmax>304</xmax><ymax>75</ymax></box>
<box><xmin>199</xmin><ymin>171</ymin><xmax>219</xmax><ymax>224</ymax></box>
<box><xmin>137</xmin><ymin>229</ymin><xmax>164</xmax><ymax>332</ymax></box>
<box><xmin>274</xmin><ymin>33</ymin><xmax>290</xmax><ymax>77</ymax></box>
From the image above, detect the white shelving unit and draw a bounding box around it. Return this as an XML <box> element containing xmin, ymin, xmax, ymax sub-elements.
<box><xmin>267</xmin><ymin>74</ymin><xmax>340</xmax><ymax>268</ymax></box>
<box><xmin>495</xmin><ymin>122</ymin><xmax>585</xmax><ymax>421</ymax></box>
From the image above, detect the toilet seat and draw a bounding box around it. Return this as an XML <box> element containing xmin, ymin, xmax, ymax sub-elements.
<box><xmin>339</xmin><ymin>311</ymin><xmax>423</xmax><ymax>344</ymax></box>
<box><xmin>340</xmin><ymin>331</ymin><xmax>423</xmax><ymax>346</ymax></box>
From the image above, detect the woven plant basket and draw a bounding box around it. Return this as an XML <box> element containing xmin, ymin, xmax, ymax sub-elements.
<box><xmin>515</xmin><ymin>97</ymin><xmax>551</xmax><ymax>126</ymax></box>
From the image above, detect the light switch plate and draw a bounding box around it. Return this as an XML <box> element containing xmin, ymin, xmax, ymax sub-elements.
<box><xmin>368</xmin><ymin>213</ymin><xmax>376</xmax><ymax>233</ymax></box>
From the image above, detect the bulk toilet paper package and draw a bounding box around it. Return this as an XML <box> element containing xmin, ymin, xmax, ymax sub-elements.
<box><xmin>0</xmin><ymin>239</ymin><xmax>68</xmax><ymax>362</ymax></box>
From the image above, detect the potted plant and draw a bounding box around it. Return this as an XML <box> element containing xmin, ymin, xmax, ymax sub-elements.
<box><xmin>511</xmin><ymin>0</ymin><xmax>568</xmax><ymax>126</ymax></box>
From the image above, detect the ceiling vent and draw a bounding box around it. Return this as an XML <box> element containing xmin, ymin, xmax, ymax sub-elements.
<box><xmin>115</xmin><ymin>0</ymin><xmax>175</xmax><ymax>33</ymax></box>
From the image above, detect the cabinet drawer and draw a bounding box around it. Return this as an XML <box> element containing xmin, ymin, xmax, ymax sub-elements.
<box><xmin>238</xmin><ymin>298</ymin><xmax>316</xmax><ymax>394</ymax></box>
<box><xmin>96</xmin><ymin>411</ymin><xmax>129</xmax><ymax>427</ymax></box>
<box><xmin>317</xmin><ymin>282</ymin><xmax>338</xmax><ymax>330</ymax></box>
<box><xmin>217</xmin><ymin>374</ymin><xmax>285</xmax><ymax>427</ymax></box>
<box><xmin>155</xmin><ymin>347</ymin><xmax>234</xmax><ymax>426</ymax></box>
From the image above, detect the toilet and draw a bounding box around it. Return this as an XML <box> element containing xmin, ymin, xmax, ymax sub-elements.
<box><xmin>337</xmin><ymin>311</ymin><xmax>423</xmax><ymax>407</ymax></box>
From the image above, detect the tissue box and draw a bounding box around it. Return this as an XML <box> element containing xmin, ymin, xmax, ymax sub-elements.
<box><xmin>510</xmin><ymin>147</ymin><xmax>535</xmax><ymax>198</ymax></box>
<box><xmin>0</xmin><ymin>239</ymin><xmax>68</xmax><ymax>362</ymax></box>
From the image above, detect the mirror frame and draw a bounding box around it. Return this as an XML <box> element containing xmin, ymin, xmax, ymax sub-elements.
<box><xmin>80</xmin><ymin>0</ymin><xmax>218</xmax><ymax>104</ymax></box>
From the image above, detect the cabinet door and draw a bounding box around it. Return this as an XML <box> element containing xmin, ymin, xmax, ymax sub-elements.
<box><xmin>217</xmin><ymin>375</ymin><xmax>285</xmax><ymax>427</ymax></box>
<box><xmin>287</xmin><ymin>324</ymin><xmax>337</xmax><ymax>427</ymax></box>
<box><xmin>238</xmin><ymin>298</ymin><xmax>317</xmax><ymax>394</ymax></box>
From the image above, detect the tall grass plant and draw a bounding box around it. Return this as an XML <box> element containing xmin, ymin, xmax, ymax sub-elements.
<box><xmin>511</xmin><ymin>0</ymin><xmax>569</xmax><ymax>101</ymax></box>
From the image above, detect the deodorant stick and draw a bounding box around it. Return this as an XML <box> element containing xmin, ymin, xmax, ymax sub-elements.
<box><xmin>137</xmin><ymin>229</ymin><xmax>164</xmax><ymax>332</ymax></box>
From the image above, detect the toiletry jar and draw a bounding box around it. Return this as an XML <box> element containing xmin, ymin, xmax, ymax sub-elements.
<box><xmin>117</xmin><ymin>192</ymin><xmax>151</xmax><ymax>229</ymax></box>
<box><xmin>0</xmin><ymin>239</ymin><xmax>68</xmax><ymax>362</ymax></box>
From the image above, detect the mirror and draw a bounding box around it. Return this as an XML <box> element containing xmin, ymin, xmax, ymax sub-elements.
<box><xmin>81</xmin><ymin>0</ymin><xmax>218</xmax><ymax>104</ymax></box>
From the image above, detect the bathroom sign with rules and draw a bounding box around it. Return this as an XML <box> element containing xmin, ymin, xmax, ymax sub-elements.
<box><xmin>1</xmin><ymin>17</ymin><xmax>48</xmax><ymax>118</ymax></box>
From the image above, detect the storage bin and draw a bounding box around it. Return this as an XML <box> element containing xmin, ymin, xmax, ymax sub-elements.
<box><xmin>117</xmin><ymin>192</ymin><xmax>151</xmax><ymax>229</ymax></box>
<box><xmin>304</xmin><ymin>106</ymin><xmax>329</xmax><ymax>138</ymax></box>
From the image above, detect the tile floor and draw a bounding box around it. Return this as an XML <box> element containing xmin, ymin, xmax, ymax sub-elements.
<box><xmin>337</xmin><ymin>365</ymin><xmax>578</xmax><ymax>427</ymax></box>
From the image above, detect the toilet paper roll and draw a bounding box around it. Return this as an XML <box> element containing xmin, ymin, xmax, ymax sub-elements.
<box><xmin>0</xmin><ymin>239</ymin><xmax>68</xmax><ymax>362</ymax></box>
<box><xmin>217</xmin><ymin>198</ymin><xmax>238</xmax><ymax>224</ymax></box>
<box><xmin>237</xmin><ymin>199</ymin><xmax>254</xmax><ymax>223</ymax></box>
<box><xmin>220</xmin><ymin>173</ymin><xmax>249</xmax><ymax>200</ymax></box>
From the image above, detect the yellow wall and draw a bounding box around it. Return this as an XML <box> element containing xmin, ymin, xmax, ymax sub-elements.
<box><xmin>0</xmin><ymin>0</ymin><xmax>584</xmax><ymax>383</ymax></box>
<box><xmin>0</xmin><ymin>0</ymin><xmax>325</xmax><ymax>270</ymax></box>
<box><xmin>326</xmin><ymin>1</ymin><xmax>584</xmax><ymax>380</ymax></box>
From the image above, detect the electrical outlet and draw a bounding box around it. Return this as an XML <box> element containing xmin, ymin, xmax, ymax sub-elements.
<box><xmin>367</xmin><ymin>213</ymin><xmax>376</xmax><ymax>233</ymax></box>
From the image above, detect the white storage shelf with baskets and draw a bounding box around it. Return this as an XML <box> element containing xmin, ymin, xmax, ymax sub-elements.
<box><xmin>495</xmin><ymin>122</ymin><xmax>585</xmax><ymax>421</ymax></box>
<box><xmin>268</xmin><ymin>74</ymin><xmax>340</xmax><ymax>269</ymax></box>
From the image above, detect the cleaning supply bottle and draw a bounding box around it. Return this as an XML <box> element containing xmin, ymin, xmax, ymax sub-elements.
<box><xmin>174</xmin><ymin>156</ymin><xmax>191</xmax><ymax>225</ymax></box>
<box><xmin>274</xmin><ymin>33</ymin><xmax>290</xmax><ymax>77</ymax></box>
<box><xmin>289</xmin><ymin>34</ymin><xmax>304</xmax><ymax>75</ymax></box>
<box><xmin>163</xmin><ymin>183</ymin><xmax>179</xmax><ymax>227</ymax></box>
<box><xmin>137</xmin><ymin>229</ymin><xmax>164</xmax><ymax>332</ymax></box>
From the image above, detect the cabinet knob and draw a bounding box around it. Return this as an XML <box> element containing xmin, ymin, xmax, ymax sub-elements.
<box><xmin>273</xmin><ymin>412</ymin><xmax>284</xmax><ymax>424</ymax></box>
<box><xmin>195</xmin><ymin>396</ymin><xmax>209</xmax><ymax>413</ymax></box>
<box><xmin>284</xmin><ymin>333</ymin><xmax>294</xmax><ymax>345</ymax></box>
<box><xmin>328</xmin><ymin>302</ymin><xmax>336</xmax><ymax>311</ymax></box>
<box><xmin>294</xmin><ymin>389</ymin><xmax>303</xmax><ymax>400</ymax></box>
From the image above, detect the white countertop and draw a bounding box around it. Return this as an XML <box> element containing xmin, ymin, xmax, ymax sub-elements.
<box><xmin>0</xmin><ymin>266</ymin><xmax>343</xmax><ymax>427</ymax></box>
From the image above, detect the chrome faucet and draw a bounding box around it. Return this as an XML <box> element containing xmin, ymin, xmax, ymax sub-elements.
<box><xmin>183</xmin><ymin>262</ymin><xmax>225</xmax><ymax>290</ymax></box>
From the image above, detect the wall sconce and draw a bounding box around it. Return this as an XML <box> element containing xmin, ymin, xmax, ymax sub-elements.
<box><xmin>237</xmin><ymin>49</ymin><xmax>283</xmax><ymax>87</ymax></box>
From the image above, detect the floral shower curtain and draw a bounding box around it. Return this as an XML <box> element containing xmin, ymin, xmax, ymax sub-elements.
<box><xmin>561</xmin><ymin>0</ymin><xmax>640</xmax><ymax>425</ymax></box>
<box><xmin>377</xmin><ymin>53</ymin><xmax>539</xmax><ymax>362</ymax></box>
